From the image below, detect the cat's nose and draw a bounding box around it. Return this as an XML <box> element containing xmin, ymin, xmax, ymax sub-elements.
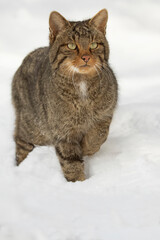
<box><xmin>81</xmin><ymin>55</ymin><xmax>90</xmax><ymax>63</ymax></box>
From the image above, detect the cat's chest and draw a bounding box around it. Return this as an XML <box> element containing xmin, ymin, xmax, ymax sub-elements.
<box><xmin>71</xmin><ymin>96</ymin><xmax>96</xmax><ymax>126</ymax></box>
<box><xmin>77</xmin><ymin>81</ymin><xmax>88</xmax><ymax>98</ymax></box>
<box><xmin>71</xmin><ymin>82</ymin><xmax>103</xmax><ymax>121</ymax></box>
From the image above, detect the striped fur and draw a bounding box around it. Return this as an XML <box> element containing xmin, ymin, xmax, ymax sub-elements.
<box><xmin>12</xmin><ymin>9</ymin><xmax>118</xmax><ymax>181</ymax></box>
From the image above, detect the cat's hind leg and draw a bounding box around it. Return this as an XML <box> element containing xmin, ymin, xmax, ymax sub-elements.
<box><xmin>15</xmin><ymin>137</ymin><xmax>34</xmax><ymax>166</ymax></box>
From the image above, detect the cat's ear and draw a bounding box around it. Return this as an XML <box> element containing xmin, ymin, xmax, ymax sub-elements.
<box><xmin>49</xmin><ymin>11</ymin><xmax>70</xmax><ymax>43</ymax></box>
<box><xmin>89</xmin><ymin>9</ymin><xmax>108</xmax><ymax>34</ymax></box>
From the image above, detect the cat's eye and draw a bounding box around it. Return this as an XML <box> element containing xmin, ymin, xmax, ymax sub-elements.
<box><xmin>90</xmin><ymin>42</ymin><xmax>98</xmax><ymax>49</ymax></box>
<box><xmin>68</xmin><ymin>43</ymin><xmax>77</xmax><ymax>50</ymax></box>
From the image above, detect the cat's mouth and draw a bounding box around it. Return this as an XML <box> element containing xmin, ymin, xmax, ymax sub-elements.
<box><xmin>76</xmin><ymin>63</ymin><xmax>98</xmax><ymax>75</ymax></box>
<box><xmin>65</xmin><ymin>62</ymin><xmax>96</xmax><ymax>75</ymax></box>
<box><xmin>79</xmin><ymin>64</ymin><xmax>90</xmax><ymax>68</ymax></box>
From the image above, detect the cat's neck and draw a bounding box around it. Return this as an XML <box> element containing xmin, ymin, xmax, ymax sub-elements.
<box><xmin>52</xmin><ymin>71</ymin><xmax>104</xmax><ymax>100</ymax></box>
<box><xmin>54</xmin><ymin>71</ymin><xmax>102</xmax><ymax>85</ymax></box>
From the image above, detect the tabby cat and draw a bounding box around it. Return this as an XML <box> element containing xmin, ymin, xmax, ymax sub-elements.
<box><xmin>12</xmin><ymin>9</ymin><xmax>118</xmax><ymax>182</ymax></box>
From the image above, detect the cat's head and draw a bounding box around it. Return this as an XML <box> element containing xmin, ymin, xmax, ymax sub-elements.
<box><xmin>49</xmin><ymin>9</ymin><xmax>109</xmax><ymax>76</ymax></box>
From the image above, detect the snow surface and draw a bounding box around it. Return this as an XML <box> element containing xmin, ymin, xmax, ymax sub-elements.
<box><xmin>0</xmin><ymin>0</ymin><xmax>160</xmax><ymax>239</ymax></box>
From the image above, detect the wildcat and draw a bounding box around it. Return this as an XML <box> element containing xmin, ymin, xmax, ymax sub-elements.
<box><xmin>12</xmin><ymin>9</ymin><xmax>118</xmax><ymax>182</ymax></box>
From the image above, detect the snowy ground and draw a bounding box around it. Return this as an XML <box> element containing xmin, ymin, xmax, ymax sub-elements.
<box><xmin>0</xmin><ymin>0</ymin><xmax>160</xmax><ymax>239</ymax></box>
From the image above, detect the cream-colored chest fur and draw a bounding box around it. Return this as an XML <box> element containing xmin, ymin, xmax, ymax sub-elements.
<box><xmin>78</xmin><ymin>81</ymin><xmax>87</xmax><ymax>98</ymax></box>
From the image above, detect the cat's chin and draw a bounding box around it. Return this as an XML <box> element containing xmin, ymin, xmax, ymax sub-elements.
<box><xmin>79</xmin><ymin>65</ymin><xmax>91</xmax><ymax>73</ymax></box>
<box><xmin>78</xmin><ymin>68</ymin><xmax>97</xmax><ymax>76</ymax></box>
<box><xmin>73</xmin><ymin>65</ymin><xmax>97</xmax><ymax>75</ymax></box>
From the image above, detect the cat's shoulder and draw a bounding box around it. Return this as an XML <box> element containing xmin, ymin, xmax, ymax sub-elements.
<box><xmin>15</xmin><ymin>47</ymin><xmax>49</xmax><ymax>77</ymax></box>
<box><xmin>22</xmin><ymin>47</ymin><xmax>49</xmax><ymax>64</ymax></box>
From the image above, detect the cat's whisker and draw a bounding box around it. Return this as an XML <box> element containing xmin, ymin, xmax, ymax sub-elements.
<box><xmin>72</xmin><ymin>68</ymin><xmax>77</xmax><ymax>92</ymax></box>
<box><xmin>95</xmin><ymin>64</ymin><xmax>103</xmax><ymax>74</ymax></box>
<box><xmin>63</xmin><ymin>64</ymin><xmax>74</xmax><ymax>78</ymax></box>
<box><xmin>63</xmin><ymin>63</ymin><xmax>80</xmax><ymax>79</ymax></box>
<box><xmin>94</xmin><ymin>64</ymin><xmax>103</xmax><ymax>92</ymax></box>
<box><xmin>102</xmin><ymin>62</ymin><xmax>109</xmax><ymax>70</ymax></box>
<box><xmin>67</xmin><ymin>66</ymin><xmax>73</xmax><ymax>77</ymax></box>
<box><xmin>96</xmin><ymin>62</ymin><xmax>109</xmax><ymax>76</ymax></box>
<box><xmin>94</xmin><ymin>65</ymin><xmax>101</xmax><ymax>77</ymax></box>
<box><xmin>95</xmin><ymin>62</ymin><xmax>102</xmax><ymax>69</ymax></box>
<box><xmin>96</xmin><ymin>62</ymin><xmax>103</xmax><ymax>68</ymax></box>
<box><xmin>95</xmin><ymin>63</ymin><xmax>103</xmax><ymax>70</ymax></box>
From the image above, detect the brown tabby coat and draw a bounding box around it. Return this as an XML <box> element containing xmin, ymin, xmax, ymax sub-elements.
<box><xmin>12</xmin><ymin>9</ymin><xmax>118</xmax><ymax>182</ymax></box>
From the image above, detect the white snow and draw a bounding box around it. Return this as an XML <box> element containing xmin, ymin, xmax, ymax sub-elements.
<box><xmin>0</xmin><ymin>0</ymin><xmax>160</xmax><ymax>239</ymax></box>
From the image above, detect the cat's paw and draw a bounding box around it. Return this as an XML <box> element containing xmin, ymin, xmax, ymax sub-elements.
<box><xmin>65</xmin><ymin>172</ymin><xmax>85</xmax><ymax>182</ymax></box>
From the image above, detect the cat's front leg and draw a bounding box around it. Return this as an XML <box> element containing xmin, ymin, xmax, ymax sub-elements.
<box><xmin>82</xmin><ymin>117</ymin><xmax>112</xmax><ymax>156</ymax></box>
<box><xmin>55</xmin><ymin>141</ymin><xmax>85</xmax><ymax>182</ymax></box>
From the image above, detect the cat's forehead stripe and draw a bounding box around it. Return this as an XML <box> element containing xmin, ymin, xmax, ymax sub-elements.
<box><xmin>71</xmin><ymin>22</ymin><xmax>92</xmax><ymax>38</ymax></box>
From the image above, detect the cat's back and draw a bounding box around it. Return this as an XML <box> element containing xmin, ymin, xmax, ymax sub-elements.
<box><xmin>13</xmin><ymin>47</ymin><xmax>49</xmax><ymax>83</ymax></box>
<box><xmin>12</xmin><ymin>47</ymin><xmax>49</xmax><ymax>108</ymax></box>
